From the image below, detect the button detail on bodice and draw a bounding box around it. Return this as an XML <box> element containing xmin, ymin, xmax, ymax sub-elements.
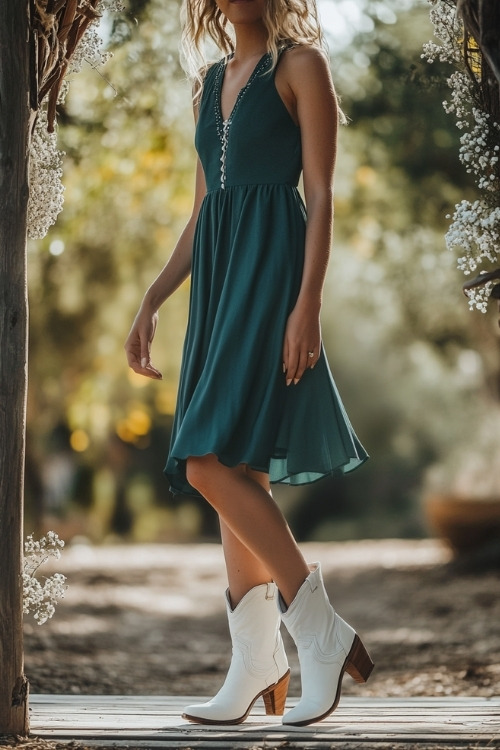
<box><xmin>214</xmin><ymin>54</ymin><xmax>271</xmax><ymax>190</ymax></box>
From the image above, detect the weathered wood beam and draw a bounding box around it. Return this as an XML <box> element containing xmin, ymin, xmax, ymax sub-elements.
<box><xmin>478</xmin><ymin>0</ymin><xmax>500</xmax><ymax>84</ymax></box>
<box><xmin>458</xmin><ymin>0</ymin><xmax>500</xmax><ymax>84</ymax></box>
<box><xmin>0</xmin><ymin>0</ymin><xmax>33</xmax><ymax>737</ymax></box>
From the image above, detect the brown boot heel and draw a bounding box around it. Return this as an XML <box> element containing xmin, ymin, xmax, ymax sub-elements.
<box><xmin>263</xmin><ymin>669</ymin><xmax>290</xmax><ymax>715</ymax></box>
<box><xmin>345</xmin><ymin>634</ymin><xmax>374</xmax><ymax>683</ymax></box>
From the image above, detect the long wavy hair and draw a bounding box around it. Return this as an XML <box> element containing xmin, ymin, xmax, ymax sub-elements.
<box><xmin>180</xmin><ymin>0</ymin><xmax>326</xmax><ymax>93</ymax></box>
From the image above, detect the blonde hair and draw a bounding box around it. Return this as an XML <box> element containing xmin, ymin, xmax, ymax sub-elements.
<box><xmin>180</xmin><ymin>0</ymin><xmax>326</xmax><ymax>92</ymax></box>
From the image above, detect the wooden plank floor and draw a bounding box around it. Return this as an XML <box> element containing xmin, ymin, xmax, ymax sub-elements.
<box><xmin>29</xmin><ymin>695</ymin><xmax>500</xmax><ymax>749</ymax></box>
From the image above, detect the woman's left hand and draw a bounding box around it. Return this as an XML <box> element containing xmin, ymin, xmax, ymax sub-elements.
<box><xmin>282</xmin><ymin>302</ymin><xmax>321</xmax><ymax>385</ymax></box>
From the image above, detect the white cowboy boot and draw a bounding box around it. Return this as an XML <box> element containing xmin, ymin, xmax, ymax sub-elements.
<box><xmin>183</xmin><ymin>581</ymin><xmax>290</xmax><ymax>725</ymax></box>
<box><xmin>280</xmin><ymin>562</ymin><xmax>373</xmax><ymax>726</ymax></box>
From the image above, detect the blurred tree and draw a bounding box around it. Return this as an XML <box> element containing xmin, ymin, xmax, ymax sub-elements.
<box><xmin>288</xmin><ymin>0</ymin><xmax>499</xmax><ymax>540</ymax></box>
<box><xmin>333</xmin><ymin>6</ymin><xmax>475</xmax><ymax>348</ymax></box>
<box><xmin>26</xmin><ymin>0</ymin><xmax>214</xmax><ymax>538</ymax></box>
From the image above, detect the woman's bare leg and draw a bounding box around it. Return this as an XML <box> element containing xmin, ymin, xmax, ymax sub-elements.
<box><xmin>220</xmin><ymin>467</ymin><xmax>274</xmax><ymax>606</ymax></box>
<box><xmin>220</xmin><ymin>522</ymin><xmax>272</xmax><ymax>606</ymax></box>
<box><xmin>186</xmin><ymin>454</ymin><xmax>309</xmax><ymax>606</ymax></box>
<box><xmin>182</xmin><ymin>465</ymin><xmax>292</xmax><ymax>723</ymax></box>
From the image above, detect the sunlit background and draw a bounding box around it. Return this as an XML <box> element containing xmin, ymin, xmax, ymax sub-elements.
<box><xmin>26</xmin><ymin>0</ymin><xmax>500</xmax><ymax>551</ymax></box>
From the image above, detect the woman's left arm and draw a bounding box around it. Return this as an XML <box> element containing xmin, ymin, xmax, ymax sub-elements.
<box><xmin>281</xmin><ymin>47</ymin><xmax>339</xmax><ymax>385</ymax></box>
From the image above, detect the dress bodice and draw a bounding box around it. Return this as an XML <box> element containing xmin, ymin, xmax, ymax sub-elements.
<box><xmin>195</xmin><ymin>54</ymin><xmax>302</xmax><ymax>192</ymax></box>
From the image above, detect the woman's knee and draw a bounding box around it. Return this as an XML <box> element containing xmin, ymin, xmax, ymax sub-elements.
<box><xmin>185</xmin><ymin>454</ymin><xmax>217</xmax><ymax>494</ymax></box>
<box><xmin>186</xmin><ymin>454</ymin><xmax>247</xmax><ymax>498</ymax></box>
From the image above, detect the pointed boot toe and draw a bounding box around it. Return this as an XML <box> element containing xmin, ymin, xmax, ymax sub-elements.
<box><xmin>183</xmin><ymin>668</ymin><xmax>290</xmax><ymax>725</ymax></box>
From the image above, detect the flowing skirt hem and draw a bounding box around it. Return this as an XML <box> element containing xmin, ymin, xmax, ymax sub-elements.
<box><xmin>164</xmin><ymin>448</ymin><xmax>368</xmax><ymax>498</ymax></box>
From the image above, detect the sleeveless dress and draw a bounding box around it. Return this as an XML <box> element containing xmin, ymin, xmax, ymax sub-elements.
<box><xmin>164</xmin><ymin>52</ymin><xmax>368</xmax><ymax>496</ymax></box>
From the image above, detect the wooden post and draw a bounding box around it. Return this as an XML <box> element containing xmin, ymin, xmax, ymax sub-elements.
<box><xmin>0</xmin><ymin>0</ymin><xmax>32</xmax><ymax>736</ymax></box>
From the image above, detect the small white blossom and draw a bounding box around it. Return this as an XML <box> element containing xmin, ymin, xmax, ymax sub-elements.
<box><xmin>464</xmin><ymin>280</ymin><xmax>495</xmax><ymax>313</ymax></box>
<box><xmin>28</xmin><ymin>108</ymin><xmax>65</xmax><ymax>240</ymax></box>
<box><xmin>23</xmin><ymin>532</ymin><xmax>67</xmax><ymax>625</ymax></box>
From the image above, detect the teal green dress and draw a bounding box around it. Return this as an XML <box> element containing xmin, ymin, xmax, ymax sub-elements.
<box><xmin>164</xmin><ymin>52</ymin><xmax>368</xmax><ymax>496</ymax></box>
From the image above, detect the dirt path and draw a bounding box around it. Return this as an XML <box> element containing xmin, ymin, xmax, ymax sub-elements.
<box><xmin>23</xmin><ymin>539</ymin><xmax>500</xmax><ymax>700</ymax></box>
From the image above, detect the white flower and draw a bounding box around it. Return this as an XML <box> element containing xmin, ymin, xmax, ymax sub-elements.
<box><xmin>23</xmin><ymin>532</ymin><xmax>67</xmax><ymax>625</ymax></box>
<box><xmin>463</xmin><ymin>280</ymin><xmax>495</xmax><ymax>313</ymax></box>
<box><xmin>27</xmin><ymin>108</ymin><xmax>65</xmax><ymax>240</ymax></box>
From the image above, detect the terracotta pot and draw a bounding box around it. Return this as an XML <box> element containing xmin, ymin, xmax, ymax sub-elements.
<box><xmin>424</xmin><ymin>493</ymin><xmax>500</xmax><ymax>554</ymax></box>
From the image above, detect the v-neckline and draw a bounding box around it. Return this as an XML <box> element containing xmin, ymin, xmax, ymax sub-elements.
<box><xmin>217</xmin><ymin>52</ymin><xmax>269</xmax><ymax>123</ymax></box>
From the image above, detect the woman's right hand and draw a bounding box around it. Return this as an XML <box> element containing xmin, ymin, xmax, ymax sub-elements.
<box><xmin>123</xmin><ymin>155</ymin><xmax>205</xmax><ymax>381</ymax></box>
<box><xmin>124</xmin><ymin>304</ymin><xmax>163</xmax><ymax>380</ymax></box>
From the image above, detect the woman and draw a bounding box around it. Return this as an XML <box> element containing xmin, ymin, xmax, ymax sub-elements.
<box><xmin>125</xmin><ymin>0</ymin><xmax>372</xmax><ymax>727</ymax></box>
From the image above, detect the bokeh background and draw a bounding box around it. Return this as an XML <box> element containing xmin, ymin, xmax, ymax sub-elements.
<box><xmin>25</xmin><ymin>0</ymin><xmax>500</xmax><ymax>553</ymax></box>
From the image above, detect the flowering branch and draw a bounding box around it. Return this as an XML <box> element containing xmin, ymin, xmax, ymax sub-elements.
<box><xmin>23</xmin><ymin>532</ymin><xmax>67</xmax><ymax>625</ymax></box>
<box><xmin>423</xmin><ymin>0</ymin><xmax>500</xmax><ymax>312</ymax></box>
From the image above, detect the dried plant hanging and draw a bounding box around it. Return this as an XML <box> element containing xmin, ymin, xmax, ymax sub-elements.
<box><xmin>33</xmin><ymin>0</ymin><xmax>102</xmax><ymax>132</ymax></box>
<box><xmin>28</xmin><ymin>0</ymin><xmax>122</xmax><ymax>239</ymax></box>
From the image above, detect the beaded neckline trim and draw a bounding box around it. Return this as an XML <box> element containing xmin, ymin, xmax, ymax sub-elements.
<box><xmin>213</xmin><ymin>53</ymin><xmax>271</xmax><ymax>189</ymax></box>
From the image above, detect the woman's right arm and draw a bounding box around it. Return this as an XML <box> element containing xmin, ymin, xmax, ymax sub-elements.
<box><xmin>124</xmin><ymin>155</ymin><xmax>207</xmax><ymax>379</ymax></box>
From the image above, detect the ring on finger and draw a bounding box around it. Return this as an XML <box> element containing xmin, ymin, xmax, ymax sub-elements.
<box><xmin>307</xmin><ymin>351</ymin><xmax>314</xmax><ymax>358</ymax></box>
